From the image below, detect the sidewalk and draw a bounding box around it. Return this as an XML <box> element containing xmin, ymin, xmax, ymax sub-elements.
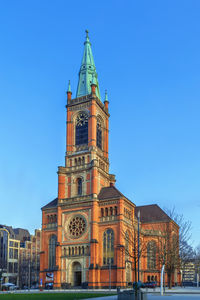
<box><xmin>84</xmin><ymin>287</ymin><xmax>200</xmax><ymax>300</ymax></box>
<box><xmin>145</xmin><ymin>286</ymin><xmax>200</xmax><ymax>294</ymax></box>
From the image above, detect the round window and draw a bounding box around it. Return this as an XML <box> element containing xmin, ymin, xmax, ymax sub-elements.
<box><xmin>68</xmin><ymin>215</ymin><xmax>86</xmax><ymax>239</ymax></box>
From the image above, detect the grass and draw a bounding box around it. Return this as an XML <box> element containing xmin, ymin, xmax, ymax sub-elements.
<box><xmin>0</xmin><ymin>292</ymin><xmax>115</xmax><ymax>300</ymax></box>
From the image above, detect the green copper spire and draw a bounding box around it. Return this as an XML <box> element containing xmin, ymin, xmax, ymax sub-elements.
<box><xmin>67</xmin><ymin>80</ymin><xmax>71</xmax><ymax>93</ymax></box>
<box><xmin>104</xmin><ymin>89</ymin><xmax>108</xmax><ymax>101</ymax></box>
<box><xmin>76</xmin><ymin>30</ymin><xmax>101</xmax><ymax>99</ymax></box>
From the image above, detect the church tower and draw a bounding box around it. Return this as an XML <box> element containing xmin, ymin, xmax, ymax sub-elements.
<box><xmin>61</xmin><ymin>30</ymin><xmax>115</xmax><ymax>203</ymax></box>
<box><xmin>40</xmin><ymin>31</ymin><xmax>136</xmax><ymax>289</ymax></box>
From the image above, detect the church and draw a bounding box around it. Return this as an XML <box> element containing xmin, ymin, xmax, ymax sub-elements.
<box><xmin>40</xmin><ymin>31</ymin><xmax>181</xmax><ymax>288</ymax></box>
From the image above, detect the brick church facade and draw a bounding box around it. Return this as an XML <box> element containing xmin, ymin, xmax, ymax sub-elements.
<box><xmin>40</xmin><ymin>31</ymin><xmax>181</xmax><ymax>288</ymax></box>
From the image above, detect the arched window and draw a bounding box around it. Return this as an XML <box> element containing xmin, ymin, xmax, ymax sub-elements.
<box><xmin>103</xmin><ymin>229</ymin><xmax>114</xmax><ymax>265</ymax></box>
<box><xmin>48</xmin><ymin>235</ymin><xmax>57</xmax><ymax>269</ymax></box>
<box><xmin>96</xmin><ymin>120</ymin><xmax>102</xmax><ymax>149</ymax></box>
<box><xmin>147</xmin><ymin>241</ymin><xmax>157</xmax><ymax>269</ymax></box>
<box><xmin>105</xmin><ymin>207</ymin><xmax>108</xmax><ymax>217</ymax></box>
<box><xmin>77</xmin><ymin>178</ymin><xmax>82</xmax><ymax>195</ymax></box>
<box><xmin>125</xmin><ymin>231</ymin><xmax>129</xmax><ymax>258</ymax></box>
<box><xmin>101</xmin><ymin>208</ymin><xmax>104</xmax><ymax>217</ymax></box>
<box><xmin>114</xmin><ymin>206</ymin><xmax>118</xmax><ymax>216</ymax></box>
<box><xmin>110</xmin><ymin>207</ymin><xmax>113</xmax><ymax>216</ymax></box>
<box><xmin>76</xmin><ymin>113</ymin><xmax>88</xmax><ymax>145</ymax></box>
<box><xmin>82</xmin><ymin>157</ymin><xmax>85</xmax><ymax>165</ymax></box>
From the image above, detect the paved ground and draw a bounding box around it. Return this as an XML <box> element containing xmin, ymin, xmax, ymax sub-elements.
<box><xmin>145</xmin><ymin>287</ymin><xmax>200</xmax><ymax>294</ymax></box>
<box><xmin>84</xmin><ymin>293</ymin><xmax>200</xmax><ymax>300</ymax></box>
<box><xmin>83</xmin><ymin>287</ymin><xmax>200</xmax><ymax>300</ymax></box>
<box><xmin>148</xmin><ymin>295</ymin><xmax>200</xmax><ymax>300</ymax></box>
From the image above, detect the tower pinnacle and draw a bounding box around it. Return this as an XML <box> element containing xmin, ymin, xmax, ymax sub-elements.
<box><xmin>67</xmin><ymin>80</ymin><xmax>71</xmax><ymax>93</ymax></box>
<box><xmin>104</xmin><ymin>89</ymin><xmax>108</xmax><ymax>101</ymax></box>
<box><xmin>76</xmin><ymin>31</ymin><xmax>101</xmax><ymax>99</ymax></box>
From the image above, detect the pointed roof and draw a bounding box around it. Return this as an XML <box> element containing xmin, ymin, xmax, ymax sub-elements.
<box><xmin>67</xmin><ymin>80</ymin><xmax>71</xmax><ymax>93</ymax></box>
<box><xmin>104</xmin><ymin>89</ymin><xmax>108</xmax><ymax>101</ymax></box>
<box><xmin>76</xmin><ymin>30</ymin><xmax>101</xmax><ymax>99</ymax></box>
<box><xmin>135</xmin><ymin>204</ymin><xmax>172</xmax><ymax>223</ymax></box>
<box><xmin>98</xmin><ymin>186</ymin><xmax>130</xmax><ymax>201</ymax></box>
<box><xmin>41</xmin><ymin>198</ymin><xmax>58</xmax><ymax>210</ymax></box>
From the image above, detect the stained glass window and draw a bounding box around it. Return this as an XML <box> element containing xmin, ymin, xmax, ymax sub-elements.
<box><xmin>49</xmin><ymin>235</ymin><xmax>57</xmax><ymax>269</ymax></box>
<box><xmin>96</xmin><ymin>120</ymin><xmax>102</xmax><ymax>149</ymax></box>
<box><xmin>103</xmin><ymin>229</ymin><xmax>114</xmax><ymax>265</ymax></box>
<box><xmin>147</xmin><ymin>241</ymin><xmax>156</xmax><ymax>269</ymax></box>
<box><xmin>77</xmin><ymin>178</ymin><xmax>82</xmax><ymax>195</ymax></box>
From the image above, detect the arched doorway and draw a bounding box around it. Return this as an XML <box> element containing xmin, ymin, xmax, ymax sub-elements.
<box><xmin>72</xmin><ymin>262</ymin><xmax>82</xmax><ymax>286</ymax></box>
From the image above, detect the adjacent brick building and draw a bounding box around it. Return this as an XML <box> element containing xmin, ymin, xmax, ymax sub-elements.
<box><xmin>40</xmin><ymin>31</ymin><xmax>181</xmax><ymax>288</ymax></box>
<box><xmin>19</xmin><ymin>229</ymin><xmax>41</xmax><ymax>288</ymax></box>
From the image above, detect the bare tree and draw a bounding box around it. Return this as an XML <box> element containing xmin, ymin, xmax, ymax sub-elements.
<box><xmin>194</xmin><ymin>245</ymin><xmax>200</xmax><ymax>282</ymax></box>
<box><xmin>161</xmin><ymin>207</ymin><xmax>193</xmax><ymax>287</ymax></box>
<box><xmin>164</xmin><ymin>207</ymin><xmax>192</xmax><ymax>260</ymax></box>
<box><xmin>155</xmin><ymin>221</ymin><xmax>180</xmax><ymax>288</ymax></box>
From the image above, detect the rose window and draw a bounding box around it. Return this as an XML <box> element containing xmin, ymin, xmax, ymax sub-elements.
<box><xmin>68</xmin><ymin>216</ymin><xmax>86</xmax><ymax>238</ymax></box>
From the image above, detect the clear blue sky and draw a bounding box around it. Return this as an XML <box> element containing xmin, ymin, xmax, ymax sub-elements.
<box><xmin>0</xmin><ymin>0</ymin><xmax>200</xmax><ymax>247</ymax></box>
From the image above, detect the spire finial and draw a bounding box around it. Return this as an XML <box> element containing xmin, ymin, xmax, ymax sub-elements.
<box><xmin>85</xmin><ymin>29</ymin><xmax>89</xmax><ymax>42</ymax></box>
<box><xmin>105</xmin><ymin>89</ymin><xmax>108</xmax><ymax>101</ymax></box>
<box><xmin>67</xmin><ymin>80</ymin><xmax>71</xmax><ymax>93</ymax></box>
<box><xmin>76</xmin><ymin>31</ymin><xmax>101</xmax><ymax>99</ymax></box>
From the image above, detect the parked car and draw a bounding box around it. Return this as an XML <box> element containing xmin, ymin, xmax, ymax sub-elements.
<box><xmin>144</xmin><ymin>281</ymin><xmax>157</xmax><ymax>288</ymax></box>
<box><xmin>192</xmin><ymin>281</ymin><xmax>200</xmax><ymax>287</ymax></box>
<box><xmin>9</xmin><ymin>285</ymin><xmax>19</xmax><ymax>290</ymax></box>
<box><xmin>82</xmin><ymin>282</ymin><xmax>88</xmax><ymax>289</ymax></box>
<box><xmin>2</xmin><ymin>283</ymin><xmax>19</xmax><ymax>291</ymax></box>
<box><xmin>45</xmin><ymin>282</ymin><xmax>53</xmax><ymax>289</ymax></box>
<box><xmin>133</xmin><ymin>281</ymin><xmax>145</xmax><ymax>289</ymax></box>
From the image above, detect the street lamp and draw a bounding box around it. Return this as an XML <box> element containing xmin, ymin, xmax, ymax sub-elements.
<box><xmin>109</xmin><ymin>257</ymin><xmax>111</xmax><ymax>290</ymax></box>
<box><xmin>137</xmin><ymin>210</ymin><xmax>140</xmax><ymax>283</ymax></box>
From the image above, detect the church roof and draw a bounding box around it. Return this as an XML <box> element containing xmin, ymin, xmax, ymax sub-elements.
<box><xmin>42</xmin><ymin>198</ymin><xmax>58</xmax><ymax>210</ymax></box>
<box><xmin>98</xmin><ymin>186</ymin><xmax>130</xmax><ymax>201</ymax></box>
<box><xmin>135</xmin><ymin>204</ymin><xmax>172</xmax><ymax>223</ymax></box>
<box><xmin>76</xmin><ymin>30</ymin><xmax>101</xmax><ymax>99</ymax></box>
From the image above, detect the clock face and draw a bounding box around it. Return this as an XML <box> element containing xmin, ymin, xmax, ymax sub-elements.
<box><xmin>76</xmin><ymin>113</ymin><xmax>88</xmax><ymax>127</ymax></box>
<box><xmin>68</xmin><ymin>215</ymin><xmax>87</xmax><ymax>239</ymax></box>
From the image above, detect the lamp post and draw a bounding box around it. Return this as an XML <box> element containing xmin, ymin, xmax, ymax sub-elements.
<box><xmin>109</xmin><ymin>231</ymin><xmax>112</xmax><ymax>290</ymax></box>
<box><xmin>137</xmin><ymin>210</ymin><xmax>140</xmax><ymax>283</ymax></box>
<box><xmin>109</xmin><ymin>258</ymin><xmax>111</xmax><ymax>290</ymax></box>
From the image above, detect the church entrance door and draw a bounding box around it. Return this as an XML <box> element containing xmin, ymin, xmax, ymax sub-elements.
<box><xmin>72</xmin><ymin>262</ymin><xmax>82</xmax><ymax>286</ymax></box>
<box><xmin>75</xmin><ymin>271</ymin><xmax>81</xmax><ymax>286</ymax></box>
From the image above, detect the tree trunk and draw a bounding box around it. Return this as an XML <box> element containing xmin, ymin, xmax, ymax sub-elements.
<box><xmin>168</xmin><ymin>273</ymin><xmax>172</xmax><ymax>289</ymax></box>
